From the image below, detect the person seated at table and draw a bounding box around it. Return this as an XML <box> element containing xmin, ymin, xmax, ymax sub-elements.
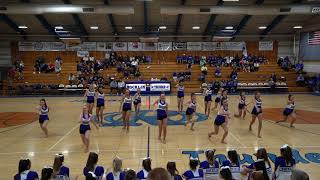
<box><xmin>117</xmin><ymin>79</ymin><xmax>125</xmax><ymax>95</ymax></box>
<box><xmin>215</xmin><ymin>66</ymin><xmax>222</xmax><ymax>77</ymax></box>
<box><xmin>110</xmin><ymin>79</ymin><xmax>118</xmax><ymax>95</ymax></box>
<box><xmin>160</xmin><ymin>74</ymin><xmax>168</xmax><ymax>81</ymax></box>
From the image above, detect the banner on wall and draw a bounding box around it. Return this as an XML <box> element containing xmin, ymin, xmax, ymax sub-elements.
<box><xmin>128</xmin><ymin>42</ymin><xmax>143</xmax><ymax>51</ymax></box>
<box><xmin>187</xmin><ymin>42</ymin><xmax>202</xmax><ymax>51</ymax></box>
<box><xmin>66</xmin><ymin>41</ymin><xmax>82</xmax><ymax>51</ymax></box>
<box><xmin>143</xmin><ymin>42</ymin><xmax>157</xmax><ymax>51</ymax></box>
<box><xmin>112</xmin><ymin>42</ymin><xmax>128</xmax><ymax>51</ymax></box>
<box><xmin>81</xmin><ymin>42</ymin><xmax>97</xmax><ymax>51</ymax></box>
<box><xmin>173</xmin><ymin>42</ymin><xmax>187</xmax><ymax>51</ymax></box>
<box><xmin>77</xmin><ymin>50</ymin><xmax>89</xmax><ymax>57</ymax></box>
<box><xmin>259</xmin><ymin>41</ymin><xmax>273</xmax><ymax>51</ymax></box>
<box><xmin>96</xmin><ymin>42</ymin><xmax>112</xmax><ymax>51</ymax></box>
<box><xmin>18</xmin><ymin>42</ymin><xmax>66</xmax><ymax>51</ymax></box>
<box><xmin>158</xmin><ymin>42</ymin><xmax>172</xmax><ymax>51</ymax></box>
<box><xmin>201</xmin><ymin>42</ymin><xmax>215</xmax><ymax>51</ymax></box>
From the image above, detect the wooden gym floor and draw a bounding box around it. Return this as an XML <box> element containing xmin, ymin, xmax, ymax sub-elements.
<box><xmin>0</xmin><ymin>94</ymin><xmax>319</xmax><ymax>180</ymax></box>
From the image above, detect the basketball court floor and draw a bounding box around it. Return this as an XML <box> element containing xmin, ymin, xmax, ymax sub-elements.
<box><xmin>0</xmin><ymin>94</ymin><xmax>320</xmax><ymax>179</ymax></box>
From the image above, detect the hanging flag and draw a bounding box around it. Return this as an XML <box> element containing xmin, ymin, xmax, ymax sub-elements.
<box><xmin>308</xmin><ymin>31</ymin><xmax>320</xmax><ymax>45</ymax></box>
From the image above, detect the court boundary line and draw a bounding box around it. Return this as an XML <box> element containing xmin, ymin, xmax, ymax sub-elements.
<box><xmin>47</xmin><ymin>123</ymin><xmax>79</xmax><ymax>151</ymax></box>
<box><xmin>1</xmin><ymin>145</ymin><xmax>320</xmax><ymax>155</ymax></box>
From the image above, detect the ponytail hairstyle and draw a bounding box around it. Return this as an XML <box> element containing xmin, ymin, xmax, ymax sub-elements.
<box><xmin>280</xmin><ymin>145</ymin><xmax>293</xmax><ymax>166</ymax></box>
<box><xmin>227</xmin><ymin>150</ymin><xmax>239</xmax><ymax>165</ymax></box>
<box><xmin>142</xmin><ymin>157</ymin><xmax>152</xmax><ymax>172</ymax></box>
<box><xmin>86</xmin><ymin>152</ymin><xmax>99</xmax><ymax>171</ymax></box>
<box><xmin>41</xmin><ymin>166</ymin><xmax>53</xmax><ymax>180</ymax></box>
<box><xmin>256</xmin><ymin>148</ymin><xmax>271</xmax><ymax>167</ymax></box>
<box><xmin>167</xmin><ymin>161</ymin><xmax>179</xmax><ymax>177</ymax></box>
<box><xmin>205</xmin><ymin>149</ymin><xmax>216</xmax><ymax>165</ymax></box>
<box><xmin>189</xmin><ymin>157</ymin><xmax>200</xmax><ymax>170</ymax></box>
<box><xmin>219</xmin><ymin>166</ymin><xmax>233</xmax><ymax>180</ymax></box>
<box><xmin>18</xmin><ymin>159</ymin><xmax>31</xmax><ymax>174</ymax></box>
<box><xmin>113</xmin><ymin>157</ymin><xmax>123</xmax><ymax>173</ymax></box>
<box><xmin>40</xmin><ymin>99</ymin><xmax>47</xmax><ymax>108</ymax></box>
<box><xmin>53</xmin><ymin>153</ymin><xmax>64</xmax><ymax>175</ymax></box>
<box><xmin>288</xmin><ymin>94</ymin><xmax>293</xmax><ymax>101</ymax></box>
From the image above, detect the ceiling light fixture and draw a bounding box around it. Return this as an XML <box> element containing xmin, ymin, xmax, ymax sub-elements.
<box><xmin>192</xmin><ymin>26</ymin><xmax>200</xmax><ymax>30</ymax></box>
<box><xmin>90</xmin><ymin>26</ymin><xmax>99</xmax><ymax>30</ymax></box>
<box><xmin>159</xmin><ymin>26</ymin><xmax>167</xmax><ymax>30</ymax></box>
<box><xmin>55</xmin><ymin>26</ymin><xmax>63</xmax><ymax>30</ymax></box>
<box><xmin>18</xmin><ymin>25</ymin><xmax>28</xmax><ymax>29</ymax></box>
<box><xmin>125</xmin><ymin>26</ymin><xmax>133</xmax><ymax>30</ymax></box>
<box><xmin>293</xmin><ymin>26</ymin><xmax>303</xmax><ymax>29</ymax></box>
<box><xmin>258</xmin><ymin>26</ymin><xmax>267</xmax><ymax>29</ymax></box>
<box><xmin>225</xmin><ymin>26</ymin><xmax>234</xmax><ymax>30</ymax></box>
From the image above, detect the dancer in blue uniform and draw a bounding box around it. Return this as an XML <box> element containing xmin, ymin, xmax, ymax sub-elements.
<box><xmin>185</xmin><ymin>93</ymin><xmax>197</xmax><ymax>131</ymax></box>
<box><xmin>137</xmin><ymin>157</ymin><xmax>152</xmax><ymax>180</ymax></box>
<box><xmin>119</xmin><ymin>89</ymin><xmax>132</xmax><ymax>132</ymax></box>
<box><xmin>219</xmin><ymin>166</ymin><xmax>233</xmax><ymax>180</ymax></box>
<box><xmin>208</xmin><ymin>99</ymin><xmax>230</xmax><ymax>144</ymax></box>
<box><xmin>95</xmin><ymin>87</ymin><xmax>105</xmax><ymax>126</ymax></box>
<box><xmin>167</xmin><ymin>161</ymin><xmax>183</xmax><ymax>180</ymax></box>
<box><xmin>242</xmin><ymin>148</ymin><xmax>272</xmax><ymax>180</ymax></box>
<box><xmin>234</xmin><ymin>91</ymin><xmax>248</xmax><ymax>120</ymax></box>
<box><xmin>213</xmin><ymin>88</ymin><xmax>223</xmax><ymax>109</ymax></box>
<box><xmin>79</xmin><ymin>105</ymin><xmax>99</xmax><ymax>153</ymax></box>
<box><xmin>14</xmin><ymin>159</ymin><xmax>39</xmax><ymax>180</ymax></box>
<box><xmin>220</xmin><ymin>89</ymin><xmax>228</xmax><ymax>106</ymax></box>
<box><xmin>83</xmin><ymin>152</ymin><xmax>105</xmax><ymax>179</ymax></box>
<box><xmin>249</xmin><ymin>91</ymin><xmax>263</xmax><ymax>138</ymax></box>
<box><xmin>52</xmin><ymin>153</ymin><xmax>71</xmax><ymax>179</ymax></box>
<box><xmin>203</xmin><ymin>87</ymin><xmax>213</xmax><ymax>116</ymax></box>
<box><xmin>200</xmin><ymin>149</ymin><xmax>219</xmax><ymax>180</ymax></box>
<box><xmin>274</xmin><ymin>145</ymin><xmax>296</xmax><ymax>180</ymax></box>
<box><xmin>176</xmin><ymin>81</ymin><xmax>185</xmax><ymax>113</ymax></box>
<box><xmin>276</xmin><ymin>94</ymin><xmax>296</xmax><ymax>128</ymax></box>
<box><xmin>222</xmin><ymin>150</ymin><xmax>241</xmax><ymax>180</ymax></box>
<box><xmin>37</xmin><ymin>98</ymin><xmax>49</xmax><ymax>138</ymax></box>
<box><xmin>106</xmin><ymin>157</ymin><xmax>126</xmax><ymax>180</ymax></box>
<box><xmin>183</xmin><ymin>157</ymin><xmax>204</xmax><ymax>180</ymax></box>
<box><xmin>84</xmin><ymin>84</ymin><xmax>95</xmax><ymax>114</ymax></box>
<box><xmin>153</xmin><ymin>92</ymin><xmax>168</xmax><ymax>143</ymax></box>
<box><xmin>133</xmin><ymin>88</ymin><xmax>142</xmax><ymax>115</ymax></box>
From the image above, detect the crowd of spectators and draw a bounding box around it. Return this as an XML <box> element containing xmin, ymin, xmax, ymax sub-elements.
<box><xmin>33</xmin><ymin>56</ymin><xmax>62</xmax><ymax>74</ymax></box>
<box><xmin>13</xmin><ymin>145</ymin><xmax>309</xmax><ymax>180</ymax></box>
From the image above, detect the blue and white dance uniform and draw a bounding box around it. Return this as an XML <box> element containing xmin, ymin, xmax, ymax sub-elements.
<box><xmin>106</xmin><ymin>171</ymin><xmax>126</xmax><ymax>180</ymax></box>
<box><xmin>96</xmin><ymin>92</ymin><xmax>105</xmax><ymax>107</ymax></box>
<box><xmin>222</xmin><ymin>160</ymin><xmax>241</xmax><ymax>180</ymax></box>
<box><xmin>137</xmin><ymin>169</ymin><xmax>149</xmax><ymax>180</ymax></box>
<box><xmin>199</xmin><ymin>160</ymin><xmax>219</xmax><ymax>180</ymax></box>
<box><xmin>238</xmin><ymin>96</ymin><xmax>246</xmax><ymax>109</ymax></box>
<box><xmin>214</xmin><ymin>106</ymin><xmax>228</xmax><ymax>126</ymax></box>
<box><xmin>39</xmin><ymin>105</ymin><xmax>49</xmax><ymax>124</ymax></box>
<box><xmin>204</xmin><ymin>89</ymin><xmax>212</xmax><ymax>102</ymax></box>
<box><xmin>122</xmin><ymin>96</ymin><xmax>132</xmax><ymax>112</ymax></box>
<box><xmin>283</xmin><ymin>102</ymin><xmax>295</xmax><ymax>116</ymax></box>
<box><xmin>53</xmin><ymin>165</ymin><xmax>70</xmax><ymax>179</ymax></box>
<box><xmin>251</xmin><ymin>98</ymin><xmax>262</xmax><ymax>115</ymax></box>
<box><xmin>220</xmin><ymin>96</ymin><xmax>228</xmax><ymax>105</ymax></box>
<box><xmin>157</xmin><ymin>100</ymin><xmax>167</xmax><ymax>120</ymax></box>
<box><xmin>183</xmin><ymin>169</ymin><xmax>204</xmax><ymax>180</ymax></box>
<box><xmin>79</xmin><ymin>113</ymin><xmax>92</xmax><ymax>134</ymax></box>
<box><xmin>186</xmin><ymin>101</ymin><xmax>196</xmax><ymax>116</ymax></box>
<box><xmin>171</xmin><ymin>174</ymin><xmax>183</xmax><ymax>180</ymax></box>
<box><xmin>133</xmin><ymin>93</ymin><xmax>142</xmax><ymax>105</ymax></box>
<box><xmin>274</xmin><ymin>156</ymin><xmax>296</xmax><ymax>180</ymax></box>
<box><xmin>177</xmin><ymin>85</ymin><xmax>185</xmax><ymax>98</ymax></box>
<box><xmin>86</xmin><ymin>90</ymin><xmax>95</xmax><ymax>103</ymax></box>
<box><xmin>246</xmin><ymin>159</ymin><xmax>272</xmax><ymax>180</ymax></box>
<box><xmin>214</xmin><ymin>93</ymin><xmax>221</xmax><ymax>103</ymax></box>
<box><xmin>83</xmin><ymin>166</ymin><xmax>105</xmax><ymax>180</ymax></box>
<box><xmin>14</xmin><ymin>170</ymin><xmax>39</xmax><ymax>180</ymax></box>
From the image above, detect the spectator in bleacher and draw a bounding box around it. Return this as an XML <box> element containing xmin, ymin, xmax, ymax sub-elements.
<box><xmin>316</xmin><ymin>74</ymin><xmax>320</xmax><ymax>92</ymax></box>
<box><xmin>160</xmin><ymin>74</ymin><xmax>168</xmax><ymax>81</ymax></box>
<box><xmin>55</xmin><ymin>57</ymin><xmax>62</xmax><ymax>75</ymax></box>
<box><xmin>215</xmin><ymin>66</ymin><xmax>222</xmax><ymax>77</ymax></box>
<box><xmin>201</xmin><ymin>64</ymin><xmax>208</xmax><ymax>77</ymax></box>
<box><xmin>47</xmin><ymin>62</ymin><xmax>55</xmax><ymax>73</ymax></box>
<box><xmin>151</xmin><ymin>77</ymin><xmax>159</xmax><ymax>81</ymax></box>
<box><xmin>117</xmin><ymin>79</ymin><xmax>126</xmax><ymax>95</ymax></box>
<box><xmin>230</xmin><ymin>69</ymin><xmax>238</xmax><ymax>80</ymax></box>
<box><xmin>271</xmin><ymin>73</ymin><xmax>277</xmax><ymax>82</ymax></box>
<box><xmin>110</xmin><ymin>79</ymin><xmax>118</xmax><ymax>95</ymax></box>
<box><xmin>83</xmin><ymin>54</ymin><xmax>89</xmax><ymax>64</ymax></box>
<box><xmin>296</xmin><ymin>74</ymin><xmax>305</xmax><ymax>86</ymax></box>
<box><xmin>173</xmin><ymin>72</ymin><xmax>178</xmax><ymax>82</ymax></box>
<box><xmin>34</xmin><ymin>56</ymin><xmax>44</xmax><ymax>74</ymax></box>
<box><xmin>68</xmin><ymin>73</ymin><xmax>75</xmax><ymax>85</ymax></box>
<box><xmin>15</xmin><ymin>60</ymin><xmax>24</xmax><ymax>80</ymax></box>
<box><xmin>186</xmin><ymin>62</ymin><xmax>192</xmax><ymax>72</ymax></box>
<box><xmin>200</xmin><ymin>56</ymin><xmax>206</xmax><ymax>67</ymax></box>
<box><xmin>167</xmin><ymin>162</ymin><xmax>182</xmax><ymax>180</ymax></box>
<box><xmin>295</xmin><ymin>61</ymin><xmax>304</xmax><ymax>74</ymax></box>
